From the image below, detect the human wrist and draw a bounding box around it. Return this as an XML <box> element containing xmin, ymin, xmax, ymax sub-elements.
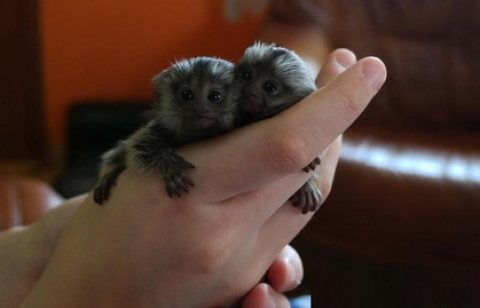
<box><xmin>21</xmin><ymin>196</ymin><xmax>185</xmax><ymax>308</ymax></box>
<box><xmin>0</xmin><ymin>224</ymin><xmax>51</xmax><ymax>307</ymax></box>
<box><xmin>30</xmin><ymin>195</ymin><xmax>85</xmax><ymax>261</ymax></box>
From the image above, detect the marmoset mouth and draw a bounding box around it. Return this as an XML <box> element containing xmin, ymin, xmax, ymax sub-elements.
<box><xmin>242</xmin><ymin>96</ymin><xmax>266</xmax><ymax>113</ymax></box>
<box><xmin>192</xmin><ymin>116</ymin><xmax>216</xmax><ymax>128</ymax></box>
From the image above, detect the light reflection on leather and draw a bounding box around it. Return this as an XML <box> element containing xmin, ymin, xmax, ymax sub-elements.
<box><xmin>341</xmin><ymin>141</ymin><xmax>480</xmax><ymax>183</ymax></box>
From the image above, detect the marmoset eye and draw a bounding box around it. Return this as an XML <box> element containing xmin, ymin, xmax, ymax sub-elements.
<box><xmin>179</xmin><ymin>88</ymin><xmax>194</xmax><ymax>101</ymax></box>
<box><xmin>263</xmin><ymin>81</ymin><xmax>278</xmax><ymax>94</ymax></box>
<box><xmin>207</xmin><ymin>90</ymin><xmax>222</xmax><ymax>102</ymax></box>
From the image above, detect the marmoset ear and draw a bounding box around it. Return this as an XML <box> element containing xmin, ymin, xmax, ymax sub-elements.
<box><xmin>151</xmin><ymin>68</ymin><xmax>169</xmax><ymax>101</ymax></box>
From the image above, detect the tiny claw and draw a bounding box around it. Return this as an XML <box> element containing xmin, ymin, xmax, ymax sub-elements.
<box><xmin>93</xmin><ymin>186</ymin><xmax>104</xmax><ymax>205</ymax></box>
<box><xmin>303</xmin><ymin>157</ymin><xmax>322</xmax><ymax>172</ymax></box>
<box><xmin>178</xmin><ymin>184</ymin><xmax>189</xmax><ymax>194</ymax></box>
<box><xmin>166</xmin><ymin>186</ymin><xmax>174</xmax><ymax>198</ymax></box>
<box><xmin>94</xmin><ymin>179</ymin><xmax>110</xmax><ymax>205</ymax></box>
<box><xmin>302</xmin><ymin>166</ymin><xmax>311</xmax><ymax>173</ymax></box>
<box><xmin>93</xmin><ymin>166</ymin><xmax>125</xmax><ymax>205</ymax></box>
<box><xmin>310</xmin><ymin>193</ymin><xmax>322</xmax><ymax>212</ymax></box>
<box><xmin>289</xmin><ymin>193</ymin><xmax>300</xmax><ymax>206</ymax></box>
<box><xmin>306</xmin><ymin>191</ymin><xmax>313</xmax><ymax>209</ymax></box>
<box><xmin>290</xmin><ymin>177</ymin><xmax>323</xmax><ymax>214</ymax></box>
<box><xmin>185</xmin><ymin>161</ymin><xmax>196</xmax><ymax>169</ymax></box>
<box><xmin>298</xmin><ymin>190</ymin><xmax>306</xmax><ymax>209</ymax></box>
<box><xmin>176</xmin><ymin>178</ymin><xmax>190</xmax><ymax>193</ymax></box>
<box><xmin>168</xmin><ymin>183</ymin><xmax>179</xmax><ymax>197</ymax></box>
<box><xmin>165</xmin><ymin>174</ymin><xmax>193</xmax><ymax>198</ymax></box>
<box><xmin>183</xmin><ymin>176</ymin><xmax>194</xmax><ymax>187</ymax></box>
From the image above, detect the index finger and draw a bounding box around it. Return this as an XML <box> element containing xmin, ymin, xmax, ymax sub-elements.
<box><xmin>180</xmin><ymin>56</ymin><xmax>386</xmax><ymax>203</ymax></box>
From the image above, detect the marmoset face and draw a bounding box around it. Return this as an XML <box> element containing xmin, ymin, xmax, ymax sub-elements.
<box><xmin>152</xmin><ymin>57</ymin><xmax>236</xmax><ymax>137</ymax></box>
<box><xmin>234</xmin><ymin>43</ymin><xmax>316</xmax><ymax>120</ymax></box>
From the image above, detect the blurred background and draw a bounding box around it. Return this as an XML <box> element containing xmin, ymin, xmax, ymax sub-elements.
<box><xmin>1</xmin><ymin>0</ymin><xmax>480</xmax><ymax>307</ymax></box>
<box><xmin>0</xmin><ymin>0</ymin><xmax>265</xmax><ymax>187</ymax></box>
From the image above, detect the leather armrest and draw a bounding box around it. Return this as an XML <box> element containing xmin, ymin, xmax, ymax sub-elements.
<box><xmin>0</xmin><ymin>176</ymin><xmax>64</xmax><ymax>231</ymax></box>
<box><xmin>303</xmin><ymin>125</ymin><xmax>480</xmax><ymax>266</ymax></box>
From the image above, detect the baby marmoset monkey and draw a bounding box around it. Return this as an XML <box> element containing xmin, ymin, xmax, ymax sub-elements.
<box><xmin>234</xmin><ymin>43</ymin><xmax>321</xmax><ymax>214</ymax></box>
<box><xmin>94</xmin><ymin>57</ymin><xmax>236</xmax><ymax>205</ymax></box>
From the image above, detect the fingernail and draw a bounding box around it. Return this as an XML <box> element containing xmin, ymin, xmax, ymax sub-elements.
<box><xmin>265</xmin><ymin>286</ymin><xmax>277</xmax><ymax>308</ymax></box>
<box><xmin>335</xmin><ymin>51</ymin><xmax>355</xmax><ymax>69</ymax></box>
<box><xmin>286</xmin><ymin>258</ymin><xmax>302</xmax><ymax>287</ymax></box>
<box><xmin>362</xmin><ymin>58</ymin><xmax>386</xmax><ymax>91</ymax></box>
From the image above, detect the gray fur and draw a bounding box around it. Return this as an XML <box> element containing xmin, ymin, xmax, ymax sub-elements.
<box><xmin>234</xmin><ymin>42</ymin><xmax>316</xmax><ymax>123</ymax></box>
<box><xmin>242</xmin><ymin>42</ymin><xmax>315</xmax><ymax>93</ymax></box>
<box><xmin>152</xmin><ymin>57</ymin><xmax>236</xmax><ymax>141</ymax></box>
<box><xmin>234</xmin><ymin>43</ymin><xmax>322</xmax><ymax>213</ymax></box>
<box><xmin>94</xmin><ymin>57</ymin><xmax>236</xmax><ymax>204</ymax></box>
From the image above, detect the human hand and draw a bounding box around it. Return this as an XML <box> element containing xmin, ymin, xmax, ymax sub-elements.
<box><xmin>22</xmin><ymin>50</ymin><xmax>385</xmax><ymax>307</ymax></box>
<box><xmin>1</xmin><ymin>195</ymin><xmax>300</xmax><ymax>308</ymax></box>
<box><xmin>0</xmin><ymin>194</ymin><xmax>85</xmax><ymax>308</ymax></box>
<box><xmin>242</xmin><ymin>245</ymin><xmax>303</xmax><ymax>308</ymax></box>
<box><xmin>241</xmin><ymin>48</ymin><xmax>360</xmax><ymax>308</ymax></box>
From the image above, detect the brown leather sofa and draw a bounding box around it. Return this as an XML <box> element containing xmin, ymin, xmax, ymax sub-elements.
<box><xmin>293</xmin><ymin>126</ymin><xmax>480</xmax><ymax>306</ymax></box>
<box><xmin>305</xmin><ymin>127</ymin><xmax>480</xmax><ymax>265</ymax></box>
<box><xmin>268</xmin><ymin>0</ymin><xmax>480</xmax><ymax>306</ymax></box>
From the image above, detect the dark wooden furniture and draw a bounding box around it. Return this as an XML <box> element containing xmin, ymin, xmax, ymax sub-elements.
<box><xmin>0</xmin><ymin>0</ymin><xmax>45</xmax><ymax>159</ymax></box>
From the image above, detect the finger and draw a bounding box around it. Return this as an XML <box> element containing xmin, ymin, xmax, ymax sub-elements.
<box><xmin>313</xmin><ymin>135</ymin><xmax>342</xmax><ymax>202</ymax></box>
<box><xmin>254</xmin><ymin>138</ymin><xmax>342</xmax><ymax>255</ymax></box>
<box><xmin>225</xmin><ymin>136</ymin><xmax>340</xmax><ymax>228</ymax></box>
<box><xmin>177</xmin><ymin>50</ymin><xmax>349</xmax><ymax>205</ymax></box>
<box><xmin>219</xmin><ymin>171</ymin><xmax>309</xmax><ymax>228</ymax></box>
<box><xmin>224</xmin><ymin>48</ymin><xmax>356</xmax><ymax>215</ymax></box>
<box><xmin>316</xmin><ymin>48</ymin><xmax>357</xmax><ymax>87</ymax></box>
<box><xmin>241</xmin><ymin>283</ymin><xmax>290</xmax><ymax>308</ymax></box>
<box><xmin>273</xmin><ymin>56</ymin><xmax>386</xmax><ymax>171</ymax></box>
<box><xmin>224</xmin><ymin>50</ymin><xmax>349</xmax><ymax>223</ymax></box>
<box><xmin>180</xmin><ymin>56</ymin><xmax>386</xmax><ymax>203</ymax></box>
<box><xmin>267</xmin><ymin>245</ymin><xmax>304</xmax><ymax>292</ymax></box>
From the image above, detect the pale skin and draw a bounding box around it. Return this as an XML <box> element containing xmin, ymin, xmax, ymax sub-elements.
<box><xmin>0</xmin><ymin>8</ymin><xmax>386</xmax><ymax>307</ymax></box>
<box><xmin>1</xmin><ymin>28</ymin><xmax>328</xmax><ymax>308</ymax></box>
<box><xmin>16</xmin><ymin>50</ymin><xmax>385</xmax><ymax>307</ymax></box>
<box><xmin>1</xmin><ymin>15</ymin><xmax>343</xmax><ymax>308</ymax></box>
<box><xmin>0</xmin><ymin>194</ymin><xmax>304</xmax><ymax>308</ymax></box>
<box><xmin>0</xmin><ymin>26</ymin><xmax>385</xmax><ymax>307</ymax></box>
<box><xmin>0</xmin><ymin>47</ymin><xmax>346</xmax><ymax>308</ymax></box>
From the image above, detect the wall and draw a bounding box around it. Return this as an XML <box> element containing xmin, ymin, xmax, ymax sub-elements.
<box><xmin>40</xmin><ymin>0</ymin><xmax>265</xmax><ymax>151</ymax></box>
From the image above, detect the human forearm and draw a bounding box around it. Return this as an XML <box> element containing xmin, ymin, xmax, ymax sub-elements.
<box><xmin>0</xmin><ymin>224</ymin><xmax>51</xmax><ymax>307</ymax></box>
<box><xmin>0</xmin><ymin>195</ymin><xmax>84</xmax><ymax>307</ymax></box>
<box><xmin>35</xmin><ymin>195</ymin><xmax>86</xmax><ymax>253</ymax></box>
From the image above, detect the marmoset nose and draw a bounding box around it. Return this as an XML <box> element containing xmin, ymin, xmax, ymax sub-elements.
<box><xmin>196</xmin><ymin>105</ymin><xmax>211</xmax><ymax>115</ymax></box>
<box><xmin>203</xmin><ymin>107</ymin><xmax>210</xmax><ymax>114</ymax></box>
